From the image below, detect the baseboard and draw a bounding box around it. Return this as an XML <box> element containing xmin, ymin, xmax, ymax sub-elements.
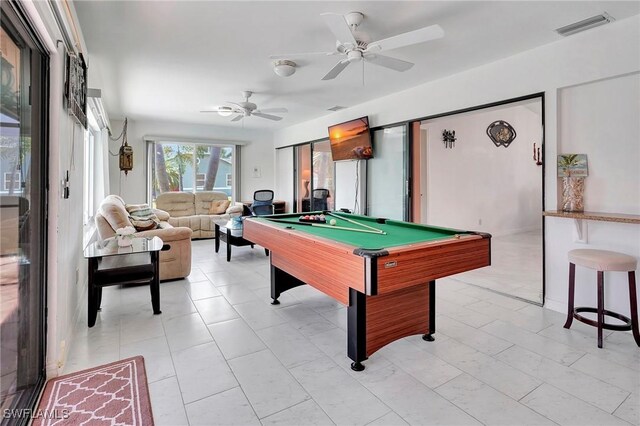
<box><xmin>544</xmin><ymin>298</ymin><xmax>567</xmax><ymax>315</ymax></box>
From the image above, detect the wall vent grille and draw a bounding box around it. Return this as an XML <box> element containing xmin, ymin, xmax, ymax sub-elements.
<box><xmin>327</xmin><ymin>105</ymin><xmax>347</xmax><ymax>112</ymax></box>
<box><xmin>556</xmin><ymin>12</ymin><xmax>614</xmax><ymax>36</ymax></box>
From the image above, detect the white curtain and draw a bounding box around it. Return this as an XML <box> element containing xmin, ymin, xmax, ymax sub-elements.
<box><xmin>93</xmin><ymin>128</ymin><xmax>110</xmax><ymax>209</ymax></box>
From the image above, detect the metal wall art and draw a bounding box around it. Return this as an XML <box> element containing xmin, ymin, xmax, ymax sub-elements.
<box><xmin>65</xmin><ymin>53</ymin><xmax>88</xmax><ymax>128</ymax></box>
<box><xmin>486</xmin><ymin>120</ymin><xmax>516</xmax><ymax>147</ymax></box>
<box><xmin>442</xmin><ymin>130</ymin><xmax>457</xmax><ymax>148</ymax></box>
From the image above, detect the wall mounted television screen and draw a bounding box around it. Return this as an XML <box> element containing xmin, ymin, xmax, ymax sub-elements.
<box><xmin>328</xmin><ymin>116</ymin><xmax>373</xmax><ymax>161</ymax></box>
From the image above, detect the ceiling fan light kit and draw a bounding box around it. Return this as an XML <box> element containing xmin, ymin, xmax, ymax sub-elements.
<box><xmin>273</xmin><ymin>60</ymin><xmax>297</xmax><ymax>77</ymax></box>
<box><xmin>270</xmin><ymin>11</ymin><xmax>444</xmax><ymax>81</ymax></box>
<box><xmin>217</xmin><ymin>106</ymin><xmax>233</xmax><ymax>117</ymax></box>
<box><xmin>201</xmin><ymin>91</ymin><xmax>288</xmax><ymax>122</ymax></box>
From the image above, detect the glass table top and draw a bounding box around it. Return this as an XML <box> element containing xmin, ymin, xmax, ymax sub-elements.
<box><xmin>84</xmin><ymin>236</ymin><xmax>164</xmax><ymax>258</ymax></box>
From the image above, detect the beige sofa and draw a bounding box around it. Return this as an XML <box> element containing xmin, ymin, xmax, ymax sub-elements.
<box><xmin>95</xmin><ymin>195</ymin><xmax>192</xmax><ymax>281</ymax></box>
<box><xmin>155</xmin><ymin>191</ymin><xmax>243</xmax><ymax>239</ymax></box>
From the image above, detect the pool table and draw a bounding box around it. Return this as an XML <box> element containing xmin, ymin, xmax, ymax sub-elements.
<box><xmin>243</xmin><ymin>212</ymin><xmax>491</xmax><ymax>371</ymax></box>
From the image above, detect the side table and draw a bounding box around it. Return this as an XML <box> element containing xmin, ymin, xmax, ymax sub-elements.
<box><xmin>83</xmin><ymin>236</ymin><xmax>164</xmax><ymax>327</ymax></box>
<box><xmin>215</xmin><ymin>221</ymin><xmax>269</xmax><ymax>262</ymax></box>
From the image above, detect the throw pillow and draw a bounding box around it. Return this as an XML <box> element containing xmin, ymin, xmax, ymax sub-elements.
<box><xmin>125</xmin><ymin>203</ymin><xmax>160</xmax><ymax>231</ymax></box>
<box><xmin>209</xmin><ymin>200</ymin><xmax>231</xmax><ymax>215</ymax></box>
<box><xmin>129</xmin><ymin>218</ymin><xmax>157</xmax><ymax>231</ymax></box>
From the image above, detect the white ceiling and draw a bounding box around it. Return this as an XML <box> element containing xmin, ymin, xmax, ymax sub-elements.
<box><xmin>75</xmin><ymin>1</ymin><xmax>639</xmax><ymax>130</ymax></box>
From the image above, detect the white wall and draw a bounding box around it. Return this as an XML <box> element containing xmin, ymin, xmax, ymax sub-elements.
<box><xmin>274</xmin><ymin>15</ymin><xmax>640</xmax><ymax>315</ymax></box>
<box><xmin>422</xmin><ymin>104</ymin><xmax>542</xmax><ymax>236</ymax></box>
<box><xmin>107</xmin><ymin>119</ymin><xmax>274</xmax><ymax>203</ymax></box>
<box><xmin>545</xmin><ymin>72</ymin><xmax>640</xmax><ymax>315</ymax></box>
<box><xmin>26</xmin><ymin>1</ymin><xmax>91</xmax><ymax>377</ymax></box>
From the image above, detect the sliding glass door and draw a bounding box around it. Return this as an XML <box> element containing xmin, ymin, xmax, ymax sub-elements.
<box><xmin>367</xmin><ymin>125</ymin><xmax>408</xmax><ymax>220</ymax></box>
<box><xmin>294</xmin><ymin>140</ymin><xmax>335</xmax><ymax>212</ymax></box>
<box><xmin>1</xmin><ymin>1</ymin><xmax>48</xmax><ymax>418</ymax></box>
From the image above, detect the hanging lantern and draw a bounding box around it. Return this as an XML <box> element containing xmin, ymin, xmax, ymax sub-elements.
<box><xmin>116</xmin><ymin>118</ymin><xmax>132</xmax><ymax>175</ymax></box>
<box><xmin>119</xmin><ymin>141</ymin><xmax>133</xmax><ymax>175</ymax></box>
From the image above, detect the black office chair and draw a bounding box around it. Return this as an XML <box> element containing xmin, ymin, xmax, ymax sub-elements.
<box><xmin>251</xmin><ymin>189</ymin><xmax>275</xmax><ymax>216</ymax></box>
<box><xmin>312</xmin><ymin>188</ymin><xmax>330</xmax><ymax>211</ymax></box>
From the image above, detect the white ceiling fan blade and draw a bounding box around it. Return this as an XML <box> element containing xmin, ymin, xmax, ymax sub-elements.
<box><xmin>231</xmin><ymin>115</ymin><xmax>244</xmax><ymax>122</ymax></box>
<box><xmin>255</xmin><ymin>108</ymin><xmax>288</xmax><ymax>114</ymax></box>
<box><xmin>253</xmin><ymin>112</ymin><xmax>283</xmax><ymax>121</ymax></box>
<box><xmin>322</xmin><ymin>60</ymin><xmax>350</xmax><ymax>81</ymax></box>
<box><xmin>364</xmin><ymin>54</ymin><xmax>414</xmax><ymax>72</ymax></box>
<box><xmin>270</xmin><ymin>52</ymin><xmax>336</xmax><ymax>59</ymax></box>
<box><xmin>367</xmin><ymin>24</ymin><xmax>444</xmax><ymax>52</ymax></box>
<box><xmin>321</xmin><ymin>13</ymin><xmax>357</xmax><ymax>48</ymax></box>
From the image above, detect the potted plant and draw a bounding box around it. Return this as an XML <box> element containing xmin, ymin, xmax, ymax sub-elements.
<box><xmin>558</xmin><ymin>154</ymin><xmax>587</xmax><ymax>212</ymax></box>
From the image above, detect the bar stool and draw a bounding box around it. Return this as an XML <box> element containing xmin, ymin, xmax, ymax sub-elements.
<box><xmin>564</xmin><ymin>249</ymin><xmax>640</xmax><ymax>348</ymax></box>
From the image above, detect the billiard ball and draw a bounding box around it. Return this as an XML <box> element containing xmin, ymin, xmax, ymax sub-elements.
<box><xmin>329</xmin><ymin>219</ymin><xmax>337</xmax><ymax>226</ymax></box>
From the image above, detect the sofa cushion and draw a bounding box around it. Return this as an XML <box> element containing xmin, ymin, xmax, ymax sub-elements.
<box><xmin>100</xmin><ymin>195</ymin><xmax>134</xmax><ymax>231</ymax></box>
<box><xmin>194</xmin><ymin>191</ymin><xmax>229</xmax><ymax>215</ymax></box>
<box><xmin>209</xmin><ymin>200</ymin><xmax>230</xmax><ymax>214</ymax></box>
<box><xmin>156</xmin><ymin>192</ymin><xmax>196</xmax><ymax>217</ymax></box>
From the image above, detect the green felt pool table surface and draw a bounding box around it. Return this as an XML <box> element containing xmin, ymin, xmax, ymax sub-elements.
<box><xmin>250</xmin><ymin>212</ymin><xmax>474</xmax><ymax>249</ymax></box>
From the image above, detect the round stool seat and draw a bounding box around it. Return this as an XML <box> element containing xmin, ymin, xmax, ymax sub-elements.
<box><xmin>568</xmin><ymin>249</ymin><xmax>637</xmax><ymax>272</ymax></box>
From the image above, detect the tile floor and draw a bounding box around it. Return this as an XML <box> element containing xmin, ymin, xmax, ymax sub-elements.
<box><xmin>64</xmin><ymin>239</ymin><xmax>639</xmax><ymax>425</ymax></box>
<box><xmin>457</xmin><ymin>230</ymin><xmax>543</xmax><ymax>304</ymax></box>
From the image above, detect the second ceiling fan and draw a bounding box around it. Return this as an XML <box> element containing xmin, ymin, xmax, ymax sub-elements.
<box><xmin>270</xmin><ymin>12</ymin><xmax>444</xmax><ymax>81</ymax></box>
<box><xmin>200</xmin><ymin>91</ymin><xmax>287</xmax><ymax>121</ymax></box>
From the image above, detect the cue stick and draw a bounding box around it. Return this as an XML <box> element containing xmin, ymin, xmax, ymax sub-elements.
<box><xmin>327</xmin><ymin>212</ymin><xmax>384</xmax><ymax>234</ymax></box>
<box><xmin>267</xmin><ymin>218</ymin><xmax>387</xmax><ymax>235</ymax></box>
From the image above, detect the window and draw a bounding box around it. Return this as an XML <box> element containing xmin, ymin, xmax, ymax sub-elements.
<box><xmin>195</xmin><ymin>173</ymin><xmax>206</xmax><ymax>190</ymax></box>
<box><xmin>3</xmin><ymin>171</ymin><xmax>21</xmax><ymax>191</ymax></box>
<box><xmin>149</xmin><ymin>142</ymin><xmax>235</xmax><ymax>203</ymax></box>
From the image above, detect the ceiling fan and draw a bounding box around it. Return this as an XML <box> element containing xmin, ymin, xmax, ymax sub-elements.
<box><xmin>200</xmin><ymin>91</ymin><xmax>287</xmax><ymax>121</ymax></box>
<box><xmin>270</xmin><ymin>12</ymin><xmax>444</xmax><ymax>81</ymax></box>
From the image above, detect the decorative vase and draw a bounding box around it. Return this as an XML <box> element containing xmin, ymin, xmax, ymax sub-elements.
<box><xmin>562</xmin><ymin>176</ymin><xmax>585</xmax><ymax>212</ymax></box>
<box><xmin>117</xmin><ymin>235</ymin><xmax>133</xmax><ymax>247</ymax></box>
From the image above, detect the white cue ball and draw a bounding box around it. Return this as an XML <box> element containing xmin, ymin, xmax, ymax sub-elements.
<box><xmin>329</xmin><ymin>219</ymin><xmax>337</xmax><ymax>226</ymax></box>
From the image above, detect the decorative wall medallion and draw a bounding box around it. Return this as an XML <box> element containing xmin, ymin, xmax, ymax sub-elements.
<box><xmin>486</xmin><ymin>120</ymin><xmax>516</xmax><ymax>147</ymax></box>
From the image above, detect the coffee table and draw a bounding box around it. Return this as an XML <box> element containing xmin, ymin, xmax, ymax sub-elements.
<box><xmin>215</xmin><ymin>221</ymin><xmax>268</xmax><ymax>262</ymax></box>
<box><xmin>83</xmin><ymin>236</ymin><xmax>164</xmax><ymax>327</ymax></box>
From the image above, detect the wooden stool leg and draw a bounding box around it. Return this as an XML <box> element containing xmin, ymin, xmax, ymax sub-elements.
<box><xmin>628</xmin><ymin>271</ymin><xmax>640</xmax><ymax>347</ymax></box>
<box><xmin>564</xmin><ymin>263</ymin><xmax>576</xmax><ymax>329</ymax></box>
<box><xmin>597</xmin><ymin>271</ymin><xmax>605</xmax><ymax>348</ymax></box>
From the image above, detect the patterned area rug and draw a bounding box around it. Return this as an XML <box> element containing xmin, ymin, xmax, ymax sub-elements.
<box><xmin>34</xmin><ymin>356</ymin><xmax>154</xmax><ymax>426</ymax></box>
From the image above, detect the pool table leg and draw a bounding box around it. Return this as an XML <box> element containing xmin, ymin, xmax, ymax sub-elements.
<box><xmin>348</xmin><ymin>288</ymin><xmax>367</xmax><ymax>371</ymax></box>
<box><xmin>422</xmin><ymin>280</ymin><xmax>436</xmax><ymax>342</ymax></box>
<box><xmin>270</xmin><ymin>263</ymin><xmax>305</xmax><ymax>305</ymax></box>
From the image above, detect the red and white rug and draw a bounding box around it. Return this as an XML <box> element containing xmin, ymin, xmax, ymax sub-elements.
<box><xmin>34</xmin><ymin>356</ymin><xmax>154</xmax><ymax>426</ymax></box>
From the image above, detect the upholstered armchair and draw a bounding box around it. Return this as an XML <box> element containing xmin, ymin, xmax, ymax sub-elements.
<box><xmin>95</xmin><ymin>195</ymin><xmax>192</xmax><ymax>281</ymax></box>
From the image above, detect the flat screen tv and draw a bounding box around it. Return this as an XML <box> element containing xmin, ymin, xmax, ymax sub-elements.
<box><xmin>328</xmin><ymin>116</ymin><xmax>373</xmax><ymax>161</ymax></box>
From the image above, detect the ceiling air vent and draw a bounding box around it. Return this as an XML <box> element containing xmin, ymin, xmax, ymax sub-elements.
<box><xmin>556</xmin><ymin>12</ymin><xmax>614</xmax><ymax>36</ymax></box>
<box><xmin>327</xmin><ymin>105</ymin><xmax>347</xmax><ymax>112</ymax></box>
